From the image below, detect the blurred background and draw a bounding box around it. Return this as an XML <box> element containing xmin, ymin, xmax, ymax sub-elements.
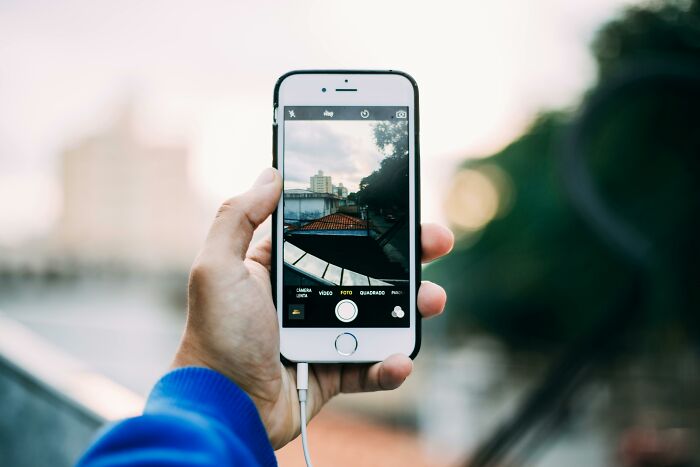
<box><xmin>1</xmin><ymin>0</ymin><xmax>699</xmax><ymax>466</ymax></box>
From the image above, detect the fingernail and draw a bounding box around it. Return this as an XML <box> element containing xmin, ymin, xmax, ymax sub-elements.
<box><xmin>253</xmin><ymin>168</ymin><xmax>276</xmax><ymax>187</ymax></box>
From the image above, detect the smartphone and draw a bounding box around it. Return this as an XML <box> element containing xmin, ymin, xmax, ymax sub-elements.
<box><xmin>272</xmin><ymin>70</ymin><xmax>420</xmax><ymax>363</ymax></box>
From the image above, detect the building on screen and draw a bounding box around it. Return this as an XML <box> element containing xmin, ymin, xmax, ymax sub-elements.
<box><xmin>310</xmin><ymin>170</ymin><xmax>332</xmax><ymax>194</ymax></box>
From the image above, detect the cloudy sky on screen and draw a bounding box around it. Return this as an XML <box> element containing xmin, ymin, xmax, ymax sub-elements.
<box><xmin>284</xmin><ymin>121</ymin><xmax>388</xmax><ymax>193</ymax></box>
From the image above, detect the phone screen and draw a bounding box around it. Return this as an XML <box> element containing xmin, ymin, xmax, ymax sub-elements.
<box><xmin>282</xmin><ymin>106</ymin><xmax>411</xmax><ymax>328</ymax></box>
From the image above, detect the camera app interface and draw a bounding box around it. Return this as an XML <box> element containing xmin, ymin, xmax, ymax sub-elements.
<box><xmin>282</xmin><ymin>106</ymin><xmax>410</xmax><ymax>328</ymax></box>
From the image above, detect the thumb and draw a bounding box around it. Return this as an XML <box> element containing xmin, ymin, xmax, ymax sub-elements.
<box><xmin>203</xmin><ymin>168</ymin><xmax>282</xmax><ymax>262</ymax></box>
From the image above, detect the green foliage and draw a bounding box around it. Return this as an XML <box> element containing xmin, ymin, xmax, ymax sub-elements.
<box><xmin>426</xmin><ymin>0</ymin><xmax>700</xmax><ymax>348</ymax></box>
<box><xmin>427</xmin><ymin>116</ymin><xmax>633</xmax><ymax>346</ymax></box>
<box><xmin>357</xmin><ymin>121</ymin><xmax>409</xmax><ymax>212</ymax></box>
<box><xmin>593</xmin><ymin>0</ymin><xmax>700</xmax><ymax>79</ymax></box>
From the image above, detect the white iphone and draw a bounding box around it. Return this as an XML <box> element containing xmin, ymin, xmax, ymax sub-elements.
<box><xmin>273</xmin><ymin>70</ymin><xmax>420</xmax><ymax>363</ymax></box>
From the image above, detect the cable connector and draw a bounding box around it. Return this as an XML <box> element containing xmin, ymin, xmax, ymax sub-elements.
<box><xmin>296</xmin><ymin>362</ymin><xmax>313</xmax><ymax>467</ymax></box>
<box><xmin>297</xmin><ymin>361</ymin><xmax>309</xmax><ymax>391</ymax></box>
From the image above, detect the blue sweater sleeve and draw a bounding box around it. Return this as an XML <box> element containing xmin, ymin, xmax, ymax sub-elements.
<box><xmin>77</xmin><ymin>367</ymin><xmax>278</xmax><ymax>467</ymax></box>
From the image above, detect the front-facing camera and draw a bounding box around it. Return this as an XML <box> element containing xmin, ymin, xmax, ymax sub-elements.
<box><xmin>322</xmin><ymin>87</ymin><xmax>327</xmax><ymax>92</ymax></box>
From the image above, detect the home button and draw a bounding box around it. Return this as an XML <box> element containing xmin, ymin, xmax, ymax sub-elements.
<box><xmin>334</xmin><ymin>332</ymin><xmax>357</xmax><ymax>356</ymax></box>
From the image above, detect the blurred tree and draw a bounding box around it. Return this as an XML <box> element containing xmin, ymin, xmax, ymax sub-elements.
<box><xmin>426</xmin><ymin>0</ymin><xmax>700</xmax><ymax>348</ymax></box>
<box><xmin>593</xmin><ymin>0</ymin><xmax>700</xmax><ymax>79</ymax></box>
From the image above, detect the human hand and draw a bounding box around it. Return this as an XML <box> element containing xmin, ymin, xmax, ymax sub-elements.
<box><xmin>172</xmin><ymin>167</ymin><xmax>453</xmax><ymax>449</ymax></box>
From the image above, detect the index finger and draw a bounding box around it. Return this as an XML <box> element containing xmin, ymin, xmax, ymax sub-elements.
<box><xmin>421</xmin><ymin>223</ymin><xmax>454</xmax><ymax>263</ymax></box>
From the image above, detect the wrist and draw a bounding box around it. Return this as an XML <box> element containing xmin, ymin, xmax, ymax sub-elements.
<box><xmin>172</xmin><ymin>340</ymin><xmax>278</xmax><ymax>440</ymax></box>
<box><xmin>171</xmin><ymin>338</ymin><xmax>212</xmax><ymax>372</ymax></box>
<box><xmin>146</xmin><ymin>367</ymin><xmax>277</xmax><ymax>467</ymax></box>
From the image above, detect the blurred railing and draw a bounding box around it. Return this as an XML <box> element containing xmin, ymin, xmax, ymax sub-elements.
<box><xmin>0</xmin><ymin>315</ymin><xmax>143</xmax><ymax>467</ymax></box>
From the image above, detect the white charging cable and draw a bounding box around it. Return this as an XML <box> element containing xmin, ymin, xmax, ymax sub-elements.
<box><xmin>296</xmin><ymin>362</ymin><xmax>314</xmax><ymax>467</ymax></box>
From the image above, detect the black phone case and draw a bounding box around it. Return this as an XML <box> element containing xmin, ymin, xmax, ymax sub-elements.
<box><xmin>272</xmin><ymin>69</ymin><xmax>422</xmax><ymax>361</ymax></box>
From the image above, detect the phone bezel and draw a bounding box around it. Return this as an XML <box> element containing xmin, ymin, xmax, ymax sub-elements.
<box><xmin>273</xmin><ymin>70</ymin><xmax>421</xmax><ymax>363</ymax></box>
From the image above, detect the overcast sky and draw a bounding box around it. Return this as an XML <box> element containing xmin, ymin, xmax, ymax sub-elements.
<box><xmin>285</xmin><ymin>121</ymin><xmax>390</xmax><ymax>192</ymax></box>
<box><xmin>0</xmin><ymin>0</ymin><xmax>637</xmax><ymax>244</ymax></box>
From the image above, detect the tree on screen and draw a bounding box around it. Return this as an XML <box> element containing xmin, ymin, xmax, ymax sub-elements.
<box><xmin>357</xmin><ymin>120</ymin><xmax>409</xmax><ymax>214</ymax></box>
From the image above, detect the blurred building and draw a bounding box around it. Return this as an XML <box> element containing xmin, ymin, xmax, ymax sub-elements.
<box><xmin>310</xmin><ymin>170</ymin><xmax>332</xmax><ymax>194</ymax></box>
<box><xmin>333</xmin><ymin>183</ymin><xmax>348</xmax><ymax>198</ymax></box>
<box><xmin>56</xmin><ymin>102</ymin><xmax>205</xmax><ymax>272</ymax></box>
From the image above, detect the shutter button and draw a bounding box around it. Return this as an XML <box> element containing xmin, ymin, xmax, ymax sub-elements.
<box><xmin>335</xmin><ymin>299</ymin><xmax>358</xmax><ymax>322</ymax></box>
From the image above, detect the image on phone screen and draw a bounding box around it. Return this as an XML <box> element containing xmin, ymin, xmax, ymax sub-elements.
<box><xmin>282</xmin><ymin>106</ymin><xmax>411</xmax><ymax>328</ymax></box>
